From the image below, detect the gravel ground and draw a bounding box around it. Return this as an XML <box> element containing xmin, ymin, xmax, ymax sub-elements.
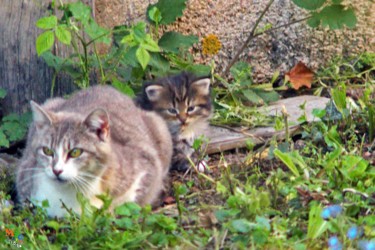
<box><xmin>94</xmin><ymin>0</ymin><xmax>375</xmax><ymax>81</ymax></box>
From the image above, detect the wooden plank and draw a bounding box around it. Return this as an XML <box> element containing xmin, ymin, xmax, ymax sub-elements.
<box><xmin>205</xmin><ymin>95</ymin><xmax>330</xmax><ymax>154</ymax></box>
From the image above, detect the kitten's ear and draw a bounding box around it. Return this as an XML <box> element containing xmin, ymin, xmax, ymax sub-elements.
<box><xmin>145</xmin><ymin>85</ymin><xmax>164</xmax><ymax>102</ymax></box>
<box><xmin>30</xmin><ymin>101</ymin><xmax>53</xmax><ymax>129</ymax></box>
<box><xmin>191</xmin><ymin>78</ymin><xmax>210</xmax><ymax>95</ymax></box>
<box><xmin>84</xmin><ymin>109</ymin><xmax>110</xmax><ymax>141</ymax></box>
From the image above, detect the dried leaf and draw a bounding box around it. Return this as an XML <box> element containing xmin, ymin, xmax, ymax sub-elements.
<box><xmin>285</xmin><ymin>62</ymin><xmax>314</xmax><ymax>90</ymax></box>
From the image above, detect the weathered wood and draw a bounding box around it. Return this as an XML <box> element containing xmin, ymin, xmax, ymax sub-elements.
<box><xmin>0</xmin><ymin>0</ymin><xmax>95</xmax><ymax>115</ymax></box>
<box><xmin>206</xmin><ymin>95</ymin><xmax>330</xmax><ymax>154</ymax></box>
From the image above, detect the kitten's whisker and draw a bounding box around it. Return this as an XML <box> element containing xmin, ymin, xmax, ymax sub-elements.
<box><xmin>14</xmin><ymin>172</ymin><xmax>45</xmax><ymax>188</ymax></box>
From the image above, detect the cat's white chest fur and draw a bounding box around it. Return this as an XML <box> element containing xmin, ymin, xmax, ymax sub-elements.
<box><xmin>32</xmin><ymin>174</ymin><xmax>102</xmax><ymax>217</ymax></box>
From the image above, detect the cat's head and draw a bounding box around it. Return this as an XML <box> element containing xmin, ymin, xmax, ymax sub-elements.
<box><xmin>30</xmin><ymin>101</ymin><xmax>111</xmax><ymax>184</ymax></box>
<box><xmin>140</xmin><ymin>72</ymin><xmax>212</xmax><ymax>135</ymax></box>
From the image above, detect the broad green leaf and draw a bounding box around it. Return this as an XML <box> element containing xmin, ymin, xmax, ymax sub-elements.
<box><xmin>36</xmin><ymin>30</ymin><xmax>55</xmax><ymax>56</ymax></box>
<box><xmin>274</xmin><ymin>149</ymin><xmax>300</xmax><ymax>177</ymax></box>
<box><xmin>148</xmin><ymin>0</ymin><xmax>187</xmax><ymax>25</ymax></box>
<box><xmin>136</xmin><ymin>47</ymin><xmax>150</xmax><ymax>70</ymax></box>
<box><xmin>0</xmin><ymin>88</ymin><xmax>6</xmax><ymax>99</ymax></box>
<box><xmin>307</xmin><ymin>203</ymin><xmax>328</xmax><ymax>239</ymax></box>
<box><xmin>36</xmin><ymin>16</ymin><xmax>58</xmax><ymax>30</ymax></box>
<box><xmin>319</xmin><ymin>5</ymin><xmax>357</xmax><ymax>29</ymax></box>
<box><xmin>69</xmin><ymin>1</ymin><xmax>91</xmax><ymax>24</ymax></box>
<box><xmin>112</xmin><ymin>78</ymin><xmax>135</xmax><ymax>97</ymax></box>
<box><xmin>307</xmin><ymin>13</ymin><xmax>321</xmax><ymax>28</ymax></box>
<box><xmin>0</xmin><ymin>130</ymin><xmax>9</xmax><ymax>148</ymax></box>
<box><xmin>132</xmin><ymin>22</ymin><xmax>147</xmax><ymax>43</ymax></box>
<box><xmin>292</xmin><ymin>0</ymin><xmax>325</xmax><ymax>10</ymax></box>
<box><xmin>55</xmin><ymin>26</ymin><xmax>71</xmax><ymax>45</ymax></box>
<box><xmin>158</xmin><ymin>32</ymin><xmax>198</xmax><ymax>53</ymax></box>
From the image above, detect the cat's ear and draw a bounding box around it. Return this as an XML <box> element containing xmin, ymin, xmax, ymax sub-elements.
<box><xmin>84</xmin><ymin>109</ymin><xmax>110</xmax><ymax>141</ymax></box>
<box><xmin>191</xmin><ymin>78</ymin><xmax>210</xmax><ymax>95</ymax></box>
<box><xmin>30</xmin><ymin>101</ymin><xmax>53</xmax><ymax>129</ymax></box>
<box><xmin>145</xmin><ymin>85</ymin><xmax>164</xmax><ymax>102</ymax></box>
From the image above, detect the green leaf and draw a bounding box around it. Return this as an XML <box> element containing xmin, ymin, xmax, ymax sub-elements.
<box><xmin>158</xmin><ymin>32</ymin><xmax>198</xmax><ymax>53</ymax></box>
<box><xmin>319</xmin><ymin>5</ymin><xmax>357</xmax><ymax>29</ymax></box>
<box><xmin>0</xmin><ymin>88</ymin><xmax>6</xmax><ymax>99</ymax></box>
<box><xmin>230</xmin><ymin>219</ymin><xmax>253</xmax><ymax>233</ymax></box>
<box><xmin>69</xmin><ymin>1</ymin><xmax>91</xmax><ymax>24</ymax></box>
<box><xmin>112</xmin><ymin>78</ymin><xmax>135</xmax><ymax>97</ymax></box>
<box><xmin>36</xmin><ymin>16</ymin><xmax>58</xmax><ymax>29</ymax></box>
<box><xmin>36</xmin><ymin>30</ymin><xmax>55</xmax><ymax>56</ymax></box>
<box><xmin>307</xmin><ymin>203</ymin><xmax>328</xmax><ymax>239</ymax></box>
<box><xmin>85</xmin><ymin>20</ymin><xmax>111</xmax><ymax>44</ymax></box>
<box><xmin>0</xmin><ymin>130</ymin><xmax>9</xmax><ymax>148</ymax></box>
<box><xmin>242</xmin><ymin>89</ymin><xmax>263</xmax><ymax>104</ymax></box>
<box><xmin>136</xmin><ymin>47</ymin><xmax>150</xmax><ymax>70</ymax></box>
<box><xmin>307</xmin><ymin>13</ymin><xmax>321</xmax><ymax>28</ymax></box>
<box><xmin>46</xmin><ymin>221</ymin><xmax>60</xmax><ymax>231</ymax></box>
<box><xmin>292</xmin><ymin>0</ymin><xmax>325</xmax><ymax>10</ymax></box>
<box><xmin>253</xmin><ymin>89</ymin><xmax>279</xmax><ymax>103</ymax></box>
<box><xmin>55</xmin><ymin>25</ymin><xmax>71</xmax><ymax>45</ymax></box>
<box><xmin>274</xmin><ymin>149</ymin><xmax>300</xmax><ymax>177</ymax></box>
<box><xmin>148</xmin><ymin>6</ymin><xmax>162</xmax><ymax>23</ymax></box>
<box><xmin>341</xmin><ymin>156</ymin><xmax>369</xmax><ymax>180</ymax></box>
<box><xmin>148</xmin><ymin>0</ymin><xmax>187</xmax><ymax>25</ymax></box>
<box><xmin>312</xmin><ymin>108</ymin><xmax>326</xmax><ymax>119</ymax></box>
<box><xmin>141</xmin><ymin>35</ymin><xmax>160</xmax><ymax>52</ymax></box>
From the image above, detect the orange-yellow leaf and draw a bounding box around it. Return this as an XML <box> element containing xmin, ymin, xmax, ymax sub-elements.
<box><xmin>285</xmin><ymin>62</ymin><xmax>314</xmax><ymax>90</ymax></box>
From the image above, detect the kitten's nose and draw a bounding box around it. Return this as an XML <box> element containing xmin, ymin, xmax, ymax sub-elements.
<box><xmin>178</xmin><ymin>115</ymin><xmax>187</xmax><ymax>124</ymax></box>
<box><xmin>53</xmin><ymin>169</ymin><xmax>63</xmax><ymax>176</ymax></box>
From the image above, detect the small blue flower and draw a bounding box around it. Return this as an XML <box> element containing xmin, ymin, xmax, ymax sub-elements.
<box><xmin>321</xmin><ymin>205</ymin><xmax>343</xmax><ymax>219</ymax></box>
<box><xmin>358</xmin><ymin>240</ymin><xmax>375</xmax><ymax>250</ymax></box>
<box><xmin>328</xmin><ymin>236</ymin><xmax>343</xmax><ymax>250</ymax></box>
<box><xmin>18</xmin><ymin>234</ymin><xmax>24</xmax><ymax>241</ymax></box>
<box><xmin>347</xmin><ymin>226</ymin><xmax>363</xmax><ymax>240</ymax></box>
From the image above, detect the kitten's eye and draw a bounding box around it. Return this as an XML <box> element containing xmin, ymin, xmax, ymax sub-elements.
<box><xmin>69</xmin><ymin>148</ymin><xmax>83</xmax><ymax>158</ymax></box>
<box><xmin>167</xmin><ymin>108</ymin><xmax>178</xmax><ymax>115</ymax></box>
<box><xmin>42</xmin><ymin>147</ymin><xmax>54</xmax><ymax>157</ymax></box>
<box><xmin>187</xmin><ymin>106</ymin><xmax>195</xmax><ymax>112</ymax></box>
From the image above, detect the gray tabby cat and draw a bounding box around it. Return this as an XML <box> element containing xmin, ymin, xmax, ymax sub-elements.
<box><xmin>135</xmin><ymin>72</ymin><xmax>212</xmax><ymax>171</ymax></box>
<box><xmin>16</xmin><ymin>86</ymin><xmax>172</xmax><ymax>217</ymax></box>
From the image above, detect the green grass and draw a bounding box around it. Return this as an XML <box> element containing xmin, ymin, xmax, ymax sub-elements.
<box><xmin>1</xmin><ymin>53</ymin><xmax>374</xmax><ymax>249</ymax></box>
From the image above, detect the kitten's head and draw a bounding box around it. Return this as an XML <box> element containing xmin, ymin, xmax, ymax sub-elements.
<box><xmin>139</xmin><ymin>72</ymin><xmax>212</xmax><ymax>136</ymax></box>
<box><xmin>30</xmin><ymin>101</ymin><xmax>111</xmax><ymax>184</ymax></box>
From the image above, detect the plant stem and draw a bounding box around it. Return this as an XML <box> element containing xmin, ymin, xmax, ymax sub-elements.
<box><xmin>223</xmin><ymin>0</ymin><xmax>275</xmax><ymax>76</ymax></box>
<box><xmin>223</xmin><ymin>4</ymin><xmax>312</xmax><ymax>77</ymax></box>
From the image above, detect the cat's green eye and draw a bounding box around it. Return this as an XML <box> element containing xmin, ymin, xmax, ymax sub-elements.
<box><xmin>42</xmin><ymin>147</ymin><xmax>54</xmax><ymax>156</ymax></box>
<box><xmin>187</xmin><ymin>106</ymin><xmax>195</xmax><ymax>112</ymax></box>
<box><xmin>69</xmin><ymin>148</ymin><xmax>83</xmax><ymax>158</ymax></box>
<box><xmin>167</xmin><ymin>108</ymin><xmax>178</xmax><ymax>115</ymax></box>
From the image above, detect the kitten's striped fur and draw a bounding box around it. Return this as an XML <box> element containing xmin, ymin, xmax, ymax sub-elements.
<box><xmin>136</xmin><ymin>72</ymin><xmax>212</xmax><ymax>171</ymax></box>
<box><xmin>16</xmin><ymin>86</ymin><xmax>172</xmax><ymax>217</ymax></box>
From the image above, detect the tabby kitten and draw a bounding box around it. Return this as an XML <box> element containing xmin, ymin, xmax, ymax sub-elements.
<box><xmin>16</xmin><ymin>86</ymin><xmax>172</xmax><ymax>217</ymax></box>
<box><xmin>136</xmin><ymin>72</ymin><xmax>212</xmax><ymax>171</ymax></box>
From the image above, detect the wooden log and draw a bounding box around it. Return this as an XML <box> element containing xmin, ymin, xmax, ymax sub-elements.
<box><xmin>206</xmin><ymin>95</ymin><xmax>330</xmax><ymax>154</ymax></box>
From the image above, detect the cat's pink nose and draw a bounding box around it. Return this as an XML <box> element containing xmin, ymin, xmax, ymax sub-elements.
<box><xmin>53</xmin><ymin>169</ymin><xmax>63</xmax><ymax>176</ymax></box>
<box><xmin>178</xmin><ymin>116</ymin><xmax>187</xmax><ymax>124</ymax></box>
